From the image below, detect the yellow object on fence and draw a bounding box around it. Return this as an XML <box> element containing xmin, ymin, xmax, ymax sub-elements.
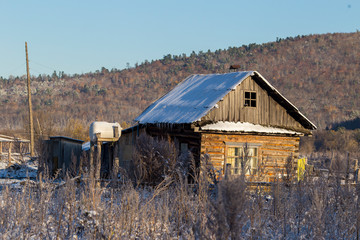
<box><xmin>297</xmin><ymin>157</ymin><xmax>307</xmax><ymax>181</ymax></box>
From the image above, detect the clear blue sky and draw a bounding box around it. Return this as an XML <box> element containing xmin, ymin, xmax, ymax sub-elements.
<box><xmin>0</xmin><ymin>0</ymin><xmax>358</xmax><ymax>78</ymax></box>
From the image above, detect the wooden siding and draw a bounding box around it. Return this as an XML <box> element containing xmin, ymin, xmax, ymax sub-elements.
<box><xmin>200</xmin><ymin>133</ymin><xmax>300</xmax><ymax>182</ymax></box>
<box><xmin>118</xmin><ymin>127</ymin><xmax>147</xmax><ymax>171</ymax></box>
<box><xmin>201</xmin><ymin>76</ymin><xmax>308</xmax><ymax>132</ymax></box>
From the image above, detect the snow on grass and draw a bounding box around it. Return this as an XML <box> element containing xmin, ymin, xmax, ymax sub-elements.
<box><xmin>0</xmin><ymin>154</ymin><xmax>37</xmax><ymax>179</ymax></box>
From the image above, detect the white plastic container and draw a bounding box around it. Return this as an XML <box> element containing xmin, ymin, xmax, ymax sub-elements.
<box><xmin>89</xmin><ymin>121</ymin><xmax>121</xmax><ymax>142</ymax></box>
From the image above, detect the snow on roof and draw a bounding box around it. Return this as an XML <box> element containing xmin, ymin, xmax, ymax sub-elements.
<box><xmin>135</xmin><ymin>71</ymin><xmax>253</xmax><ymax>124</ymax></box>
<box><xmin>82</xmin><ymin>141</ymin><xmax>108</xmax><ymax>151</ymax></box>
<box><xmin>201</xmin><ymin>121</ymin><xmax>303</xmax><ymax>135</ymax></box>
<box><xmin>82</xmin><ymin>141</ymin><xmax>90</xmax><ymax>151</ymax></box>
<box><xmin>135</xmin><ymin>71</ymin><xmax>316</xmax><ymax>130</ymax></box>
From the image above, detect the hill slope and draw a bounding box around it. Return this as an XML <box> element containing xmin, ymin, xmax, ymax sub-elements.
<box><xmin>1</xmin><ymin>32</ymin><xmax>360</xmax><ymax>135</ymax></box>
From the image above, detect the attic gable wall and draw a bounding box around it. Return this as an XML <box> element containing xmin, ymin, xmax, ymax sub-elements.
<box><xmin>200</xmin><ymin>76</ymin><xmax>308</xmax><ymax>132</ymax></box>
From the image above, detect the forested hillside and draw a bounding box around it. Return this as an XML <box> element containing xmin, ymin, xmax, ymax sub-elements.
<box><xmin>1</xmin><ymin>32</ymin><xmax>360</xmax><ymax>138</ymax></box>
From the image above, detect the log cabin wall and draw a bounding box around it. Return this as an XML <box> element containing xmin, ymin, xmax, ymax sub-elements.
<box><xmin>201</xmin><ymin>76</ymin><xmax>307</xmax><ymax>132</ymax></box>
<box><xmin>200</xmin><ymin>132</ymin><xmax>300</xmax><ymax>182</ymax></box>
<box><xmin>145</xmin><ymin>124</ymin><xmax>202</xmax><ymax>163</ymax></box>
<box><xmin>118</xmin><ymin>124</ymin><xmax>202</xmax><ymax>173</ymax></box>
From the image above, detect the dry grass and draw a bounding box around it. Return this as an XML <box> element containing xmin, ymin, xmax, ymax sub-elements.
<box><xmin>1</xmin><ymin>137</ymin><xmax>360</xmax><ymax>239</ymax></box>
<box><xmin>1</xmin><ymin>169</ymin><xmax>360</xmax><ymax>239</ymax></box>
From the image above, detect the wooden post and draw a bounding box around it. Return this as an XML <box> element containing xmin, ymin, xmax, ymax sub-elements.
<box><xmin>25</xmin><ymin>42</ymin><xmax>35</xmax><ymax>157</ymax></box>
<box><xmin>95</xmin><ymin>133</ymin><xmax>101</xmax><ymax>187</ymax></box>
<box><xmin>78</xmin><ymin>152</ymin><xmax>83</xmax><ymax>176</ymax></box>
<box><xmin>19</xmin><ymin>142</ymin><xmax>23</xmax><ymax>161</ymax></box>
<box><xmin>0</xmin><ymin>141</ymin><xmax>2</xmax><ymax>160</ymax></box>
<box><xmin>8</xmin><ymin>142</ymin><xmax>12</xmax><ymax>167</ymax></box>
<box><xmin>112</xmin><ymin>141</ymin><xmax>119</xmax><ymax>180</ymax></box>
<box><xmin>346</xmin><ymin>152</ymin><xmax>350</xmax><ymax>184</ymax></box>
<box><xmin>37</xmin><ymin>118</ymin><xmax>43</xmax><ymax>136</ymax></box>
<box><xmin>355</xmin><ymin>159</ymin><xmax>359</xmax><ymax>171</ymax></box>
<box><xmin>62</xmin><ymin>162</ymin><xmax>66</xmax><ymax>178</ymax></box>
<box><xmin>225</xmin><ymin>163</ymin><xmax>231</xmax><ymax>180</ymax></box>
<box><xmin>89</xmin><ymin>142</ymin><xmax>94</xmax><ymax>178</ymax></box>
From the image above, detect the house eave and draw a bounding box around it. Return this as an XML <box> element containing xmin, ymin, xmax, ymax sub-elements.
<box><xmin>198</xmin><ymin>121</ymin><xmax>307</xmax><ymax>136</ymax></box>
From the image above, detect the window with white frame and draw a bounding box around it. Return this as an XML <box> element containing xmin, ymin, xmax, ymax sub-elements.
<box><xmin>226</xmin><ymin>144</ymin><xmax>259</xmax><ymax>175</ymax></box>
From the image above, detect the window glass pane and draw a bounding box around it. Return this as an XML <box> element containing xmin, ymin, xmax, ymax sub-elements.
<box><xmin>245</xmin><ymin>99</ymin><xmax>250</xmax><ymax>106</ymax></box>
<box><xmin>228</xmin><ymin>157</ymin><xmax>234</xmax><ymax>165</ymax></box>
<box><xmin>251</xmin><ymin>100</ymin><xmax>256</xmax><ymax>107</ymax></box>
<box><xmin>235</xmin><ymin>158</ymin><xmax>240</xmax><ymax>168</ymax></box>
<box><xmin>251</xmin><ymin>92</ymin><xmax>256</xmax><ymax>99</ymax></box>
<box><xmin>235</xmin><ymin>147</ymin><xmax>240</xmax><ymax>156</ymax></box>
<box><xmin>228</xmin><ymin>148</ymin><xmax>235</xmax><ymax>156</ymax></box>
<box><xmin>245</xmin><ymin>92</ymin><xmax>250</xmax><ymax>98</ymax></box>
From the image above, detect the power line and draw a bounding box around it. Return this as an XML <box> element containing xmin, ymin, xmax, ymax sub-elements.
<box><xmin>1</xmin><ymin>63</ymin><xmax>26</xmax><ymax>78</ymax></box>
<box><xmin>31</xmin><ymin>60</ymin><xmax>58</xmax><ymax>72</ymax></box>
<box><xmin>29</xmin><ymin>68</ymin><xmax>46</xmax><ymax>76</ymax></box>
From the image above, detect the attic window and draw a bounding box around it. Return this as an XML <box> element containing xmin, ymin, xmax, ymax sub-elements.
<box><xmin>244</xmin><ymin>91</ymin><xmax>256</xmax><ymax>107</ymax></box>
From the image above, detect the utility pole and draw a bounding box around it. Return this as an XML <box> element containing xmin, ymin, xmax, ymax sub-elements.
<box><xmin>25</xmin><ymin>42</ymin><xmax>35</xmax><ymax>157</ymax></box>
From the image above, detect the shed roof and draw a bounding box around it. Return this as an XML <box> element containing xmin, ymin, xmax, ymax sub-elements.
<box><xmin>49</xmin><ymin>136</ymin><xmax>84</xmax><ymax>143</ymax></box>
<box><xmin>135</xmin><ymin>71</ymin><xmax>316</xmax><ymax>130</ymax></box>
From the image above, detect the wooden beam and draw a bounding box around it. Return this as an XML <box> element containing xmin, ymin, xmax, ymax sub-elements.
<box><xmin>20</xmin><ymin>142</ymin><xmax>23</xmax><ymax>161</ymax></box>
<box><xmin>112</xmin><ymin>141</ymin><xmax>119</xmax><ymax>179</ymax></box>
<box><xmin>96</xmin><ymin>133</ymin><xmax>101</xmax><ymax>188</ymax></box>
<box><xmin>25</xmin><ymin>42</ymin><xmax>35</xmax><ymax>157</ymax></box>
<box><xmin>89</xmin><ymin>142</ymin><xmax>94</xmax><ymax>178</ymax></box>
<box><xmin>8</xmin><ymin>142</ymin><xmax>12</xmax><ymax>167</ymax></box>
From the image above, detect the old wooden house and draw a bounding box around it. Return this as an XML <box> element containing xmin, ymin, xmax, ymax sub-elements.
<box><xmin>119</xmin><ymin>71</ymin><xmax>316</xmax><ymax>182</ymax></box>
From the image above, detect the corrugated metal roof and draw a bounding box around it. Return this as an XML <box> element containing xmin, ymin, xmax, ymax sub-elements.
<box><xmin>135</xmin><ymin>71</ymin><xmax>316</xmax><ymax>130</ymax></box>
<box><xmin>135</xmin><ymin>71</ymin><xmax>252</xmax><ymax>124</ymax></box>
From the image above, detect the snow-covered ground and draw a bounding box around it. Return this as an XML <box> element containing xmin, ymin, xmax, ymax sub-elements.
<box><xmin>0</xmin><ymin>153</ymin><xmax>37</xmax><ymax>191</ymax></box>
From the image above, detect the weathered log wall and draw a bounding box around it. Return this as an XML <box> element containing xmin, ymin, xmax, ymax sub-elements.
<box><xmin>118</xmin><ymin>124</ymin><xmax>202</xmax><ymax>172</ymax></box>
<box><xmin>145</xmin><ymin>124</ymin><xmax>202</xmax><ymax>162</ymax></box>
<box><xmin>119</xmin><ymin>125</ymin><xmax>301</xmax><ymax>182</ymax></box>
<box><xmin>200</xmin><ymin>132</ymin><xmax>300</xmax><ymax>182</ymax></box>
